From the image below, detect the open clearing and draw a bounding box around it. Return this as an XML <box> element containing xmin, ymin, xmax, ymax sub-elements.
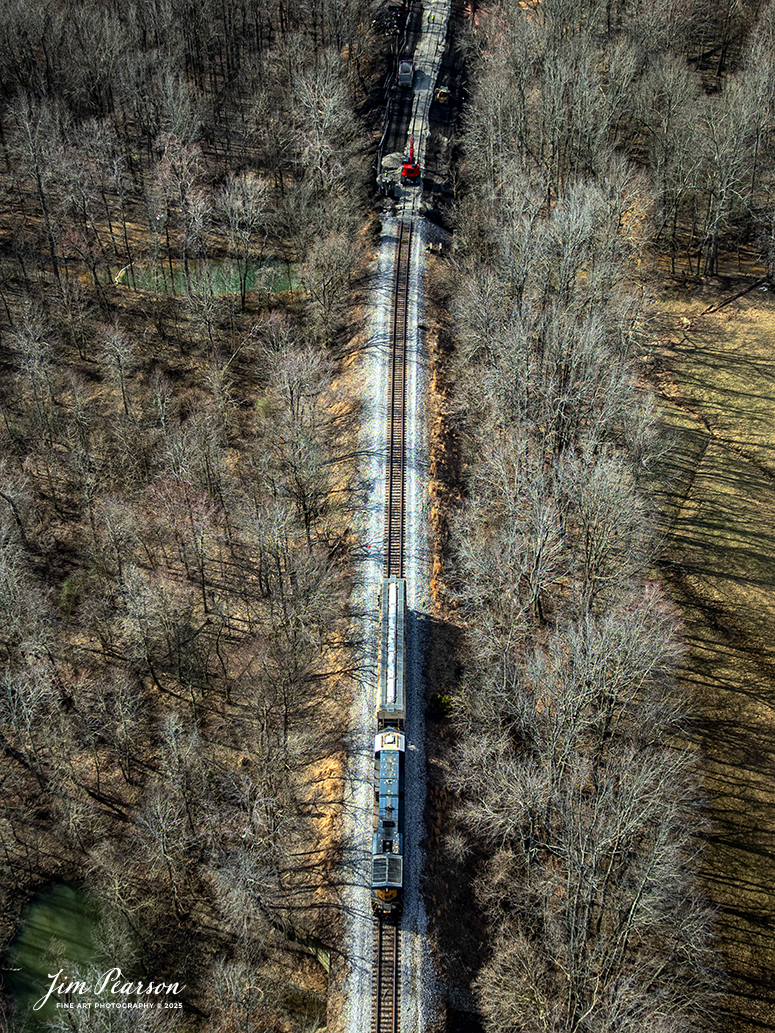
<box><xmin>650</xmin><ymin>285</ymin><xmax>775</xmax><ymax>1032</ymax></box>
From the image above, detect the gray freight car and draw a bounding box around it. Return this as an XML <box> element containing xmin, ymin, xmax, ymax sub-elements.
<box><xmin>378</xmin><ymin>577</ymin><xmax>406</xmax><ymax>727</ymax></box>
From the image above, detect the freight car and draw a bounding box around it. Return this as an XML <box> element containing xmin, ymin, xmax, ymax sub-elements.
<box><xmin>371</xmin><ymin>577</ymin><xmax>407</xmax><ymax>914</ymax></box>
<box><xmin>378</xmin><ymin>577</ymin><xmax>406</xmax><ymax>728</ymax></box>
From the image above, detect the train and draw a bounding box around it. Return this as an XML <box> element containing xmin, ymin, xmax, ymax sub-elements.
<box><xmin>371</xmin><ymin>577</ymin><xmax>406</xmax><ymax>914</ymax></box>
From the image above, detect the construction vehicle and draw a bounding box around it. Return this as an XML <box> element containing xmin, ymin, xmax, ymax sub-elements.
<box><xmin>401</xmin><ymin>135</ymin><xmax>421</xmax><ymax>182</ymax></box>
<box><xmin>398</xmin><ymin>58</ymin><xmax>414</xmax><ymax>87</ymax></box>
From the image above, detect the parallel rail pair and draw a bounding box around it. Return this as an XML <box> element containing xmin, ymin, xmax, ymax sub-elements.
<box><xmin>385</xmin><ymin>219</ymin><xmax>412</xmax><ymax>581</ymax></box>
<box><xmin>372</xmin><ymin>218</ymin><xmax>413</xmax><ymax>1033</ymax></box>
<box><xmin>373</xmin><ymin>919</ymin><xmax>401</xmax><ymax>1033</ymax></box>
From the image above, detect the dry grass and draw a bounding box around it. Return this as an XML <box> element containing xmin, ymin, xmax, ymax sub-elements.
<box><xmin>650</xmin><ymin>284</ymin><xmax>775</xmax><ymax>1032</ymax></box>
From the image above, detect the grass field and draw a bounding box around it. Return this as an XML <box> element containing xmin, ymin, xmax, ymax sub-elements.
<box><xmin>650</xmin><ymin>283</ymin><xmax>775</xmax><ymax>1032</ymax></box>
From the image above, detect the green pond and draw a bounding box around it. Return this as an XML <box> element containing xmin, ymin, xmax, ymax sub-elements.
<box><xmin>116</xmin><ymin>257</ymin><xmax>298</xmax><ymax>295</ymax></box>
<box><xmin>5</xmin><ymin>884</ymin><xmax>98</xmax><ymax>1026</ymax></box>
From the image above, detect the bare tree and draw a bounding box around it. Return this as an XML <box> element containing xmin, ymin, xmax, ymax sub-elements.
<box><xmin>136</xmin><ymin>788</ymin><xmax>189</xmax><ymax>916</ymax></box>
<box><xmin>299</xmin><ymin>232</ymin><xmax>363</xmax><ymax>345</ymax></box>
<box><xmin>0</xmin><ymin>666</ymin><xmax>55</xmax><ymax>788</ymax></box>
<box><xmin>219</xmin><ymin>171</ymin><xmax>272</xmax><ymax>311</ymax></box>
<box><xmin>7</xmin><ymin>94</ymin><xmax>63</xmax><ymax>279</ymax></box>
<box><xmin>292</xmin><ymin>50</ymin><xmax>358</xmax><ymax>189</ymax></box>
<box><xmin>558</xmin><ymin>443</ymin><xmax>653</xmax><ymax>613</ymax></box>
<box><xmin>100</xmin><ymin>324</ymin><xmax>139</xmax><ymax>419</ymax></box>
<box><xmin>9</xmin><ymin>301</ymin><xmax>58</xmax><ymax>447</ymax></box>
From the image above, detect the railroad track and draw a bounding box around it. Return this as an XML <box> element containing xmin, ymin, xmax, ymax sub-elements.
<box><xmin>372</xmin><ymin>918</ymin><xmax>401</xmax><ymax>1033</ymax></box>
<box><xmin>384</xmin><ymin>218</ymin><xmax>412</xmax><ymax>580</ymax></box>
<box><xmin>380</xmin><ymin>88</ymin><xmax>415</xmax><ymax>165</ymax></box>
<box><xmin>372</xmin><ymin>219</ymin><xmax>413</xmax><ymax>1033</ymax></box>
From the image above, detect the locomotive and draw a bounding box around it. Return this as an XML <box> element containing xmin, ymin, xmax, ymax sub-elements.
<box><xmin>372</xmin><ymin>727</ymin><xmax>405</xmax><ymax>911</ymax></box>
<box><xmin>371</xmin><ymin>577</ymin><xmax>406</xmax><ymax>914</ymax></box>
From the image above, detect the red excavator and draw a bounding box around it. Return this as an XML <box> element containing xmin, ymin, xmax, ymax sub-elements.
<box><xmin>401</xmin><ymin>134</ymin><xmax>421</xmax><ymax>182</ymax></box>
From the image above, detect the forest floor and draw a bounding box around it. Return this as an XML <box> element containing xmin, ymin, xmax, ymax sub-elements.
<box><xmin>649</xmin><ymin>280</ymin><xmax>775</xmax><ymax>1033</ymax></box>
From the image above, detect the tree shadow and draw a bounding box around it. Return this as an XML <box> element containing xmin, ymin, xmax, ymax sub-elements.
<box><xmin>655</xmin><ymin>400</ymin><xmax>775</xmax><ymax>1030</ymax></box>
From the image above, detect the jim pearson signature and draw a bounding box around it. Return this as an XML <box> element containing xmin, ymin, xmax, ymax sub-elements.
<box><xmin>34</xmin><ymin>969</ymin><xmax>186</xmax><ymax>1011</ymax></box>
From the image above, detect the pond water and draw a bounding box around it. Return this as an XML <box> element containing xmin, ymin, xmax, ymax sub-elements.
<box><xmin>5</xmin><ymin>884</ymin><xmax>98</xmax><ymax>1026</ymax></box>
<box><xmin>115</xmin><ymin>257</ymin><xmax>298</xmax><ymax>295</ymax></box>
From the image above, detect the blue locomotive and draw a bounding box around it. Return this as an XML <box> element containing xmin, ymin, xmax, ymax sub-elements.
<box><xmin>371</xmin><ymin>578</ymin><xmax>406</xmax><ymax>914</ymax></box>
<box><xmin>372</xmin><ymin>727</ymin><xmax>405</xmax><ymax>911</ymax></box>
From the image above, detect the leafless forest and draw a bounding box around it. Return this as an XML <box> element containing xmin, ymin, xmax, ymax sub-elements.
<box><xmin>436</xmin><ymin>0</ymin><xmax>775</xmax><ymax>1030</ymax></box>
<box><xmin>0</xmin><ymin>0</ymin><xmax>382</xmax><ymax>1029</ymax></box>
<box><xmin>1</xmin><ymin>0</ymin><xmax>774</xmax><ymax>1028</ymax></box>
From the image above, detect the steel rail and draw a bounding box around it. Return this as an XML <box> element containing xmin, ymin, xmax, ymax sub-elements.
<box><xmin>372</xmin><ymin>919</ymin><xmax>400</xmax><ymax>1033</ymax></box>
<box><xmin>372</xmin><ymin>216</ymin><xmax>412</xmax><ymax>1033</ymax></box>
<box><xmin>384</xmin><ymin>218</ymin><xmax>412</xmax><ymax>580</ymax></box>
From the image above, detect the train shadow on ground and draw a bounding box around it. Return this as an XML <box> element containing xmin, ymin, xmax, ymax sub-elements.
<box><xmin>413</xmin><ymin>609</ymin><xmax>488</xmax><ymax>1029</ymax></box>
